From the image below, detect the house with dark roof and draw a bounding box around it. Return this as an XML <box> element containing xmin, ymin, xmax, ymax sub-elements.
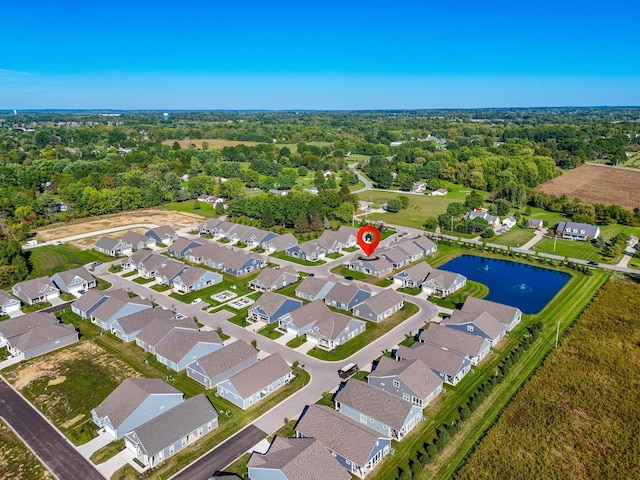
<box><xmin>352</xmin><ymin>289</ymin><xmax>404</xmax><ymax>323</ymax></box>
<box><xmin>419</xmin><ymin>323</ymin><xmax>491</xmax><ymax>365</ymax></box>
<box><xmin>295</xmin><ymin>404</ymin><xmax>391</xmax><ymax>478</ymax></box>
<box><xmin>217</xmin><ymin>354</ymin><xmax>292</xmax><ymax>410</ymax></box>
<box><xmin>248</xmin><ymin>436</ymin><xmax>351</xmax><ymax>480</ymax></box>
<box><xmin>122</xmin><ymin>231</ymin><xmax>156</xmax><ymax>250</ymax></box>
<box><xmin>137</xmin><ymin>253</ymin><xmax>169</xmax><ymax>279</ymax></box>
<box><xmin>172</xmin><ymin>266</ymin><xmax>222</xmax><ymax>294</ymax></box>
<box><xmin>124</xmin><ymin>394</ymin><xmax>218</xmax><ymax>468</ymax></box>
<box><xmin>286</xmin><ymin>241</ymin><xmax>327</xmax><ymax>262</ymax></box>
<box><xmin>185</xmin><ymin>243</ymin><xmax>226</xmax><ymax>267</ymax></box>
<box><xmin>461</xmin><ymin>296</ymin><xmax>522</xmax><ymax>331</ymax></box>
<box><xmin>198</xmin><ymin>218</ymin><xmax>223</xmax><ymax>235</ymax></box>
<box><xmin>324</xmin><ymin>283</ymin><xmax>371</xmax><ymax>311</ymax></box>
<box><xmin>528</xmin><ymin>218</ymin><xmax>544</xmax><ymax>229</ymax></box>
<box><xmin>367</xmin><ymin>356</ymin><xmax>443</xmax><ymax>408</ymax></box>
<box><xmin>167</xmin><ymin>238</ymin><xmax>205</xmax><ymax>258</ymax></box>
<box><xmin>261</xmin><ymin>232</ymin><xmax>298</xmax><ymax>253</ymax></box>
<box><xmin>94</xmin><ymin>236</ymin><xmax>132</xmax><ymax>256</ymax></box>
<box><xmin>91</xmin><ymin>378</ymin><xmax>183</xmax><ymax>439</ymax></box>
<box><xmin>12</xmin><ymin>277</ymin><xmax>60</xmax><ymax>305</ymax></box>
<box><xmin>294</xmin><ymin>277</ymin><xmax>335</xmax><ymax>301</ymax></box>
<box><xmin>51</xmin><ymin>267</ymin><xmax>96</xmax><ymax>295</ymax></box>
<box><xmin>186</xmin><ymin>340</ymin><xmax>258</xmax><ymax>389</ymax></box>
<box><xmin>110</xmin><ymin>307</ymin><xmax>175</xmax><ymax>343</ymax></box>
<box><xmin>247</xmin><ymin>292</ymin><xmax>303</xmax><ymax>324</ymax></box>
<box><xmin>441</xmin><ymin>310</ymin><xmax>507</xmax><ymax>347</ymax></box>
<box><xmin>347</xmin><ymin>256</ymin><xmax>394</xmax><ymax>278</ymax></box>
<box><xmin>145</xmin><ymin>225</ymin><xmax>179</xmax><ymax>245</ymax></box>
<box><xmin>221</xmin><ymin>250</ymin><xmax>266</xmax><ymax>277</ymax></box>
<box><xmin>135</xmin><ymin>318</ymin><xmax>198</xmax><ymax>354</ymax></box>
<box><xmin>555</xmin><ymin>221</ymin><xmax>600</xmax><ymax>241</ymax></box>
<box><xmin>155</xmin><ymin>330</ymin><xmax>223</xmax><ymax>372</ymax></box>
<box><xmin>397</xmin><ymin>342</ymin><xmax>471</xmax><ymax>386</ymax></box>
<box><xmin>249</xmin><ymin>266</ymin><xmax>299</xmax><ymax>292</ymax></box>
<box><xmin>0</xmin><ymin>290</ymin><xmax>21</xmax><ymax>316</ymax></box>
<box><xmin>335</xmin><ymin>380</ymin><xmax>423</xmax><ymax>440</ymax></box>
<box><xmin>306</xmin><ymin>312</ymin><xmax>366</xmax><ymax>350</ymax></box>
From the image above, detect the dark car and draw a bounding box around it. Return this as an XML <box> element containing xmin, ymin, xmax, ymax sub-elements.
<box><xmin>344</xmin><ymin>275</ymin><xmax>354</xmax><ymax>281</ymax></box>
<box><xmin>587</xmin><ymin>261</ymin><xmax>598</xmax><ymax>266</ymax></box>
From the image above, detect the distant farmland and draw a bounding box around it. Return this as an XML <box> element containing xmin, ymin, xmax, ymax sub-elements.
<box><xmin>536</xmin><ymin>164</ymin><xmax>640</xmax><ymax>210</ymax></box>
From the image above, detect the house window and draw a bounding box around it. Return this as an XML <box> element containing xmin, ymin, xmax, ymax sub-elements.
<box><xmin>467</xmin><ymin>325</ymin><xmax>474</xmax><ymax>332</ymax></box>
<box><xmin>182</xmin><ymin>438</ymin><xmax>187</xmax><ymax>447</ymax></box>
<box><xmin>169</xmin><ymin>446</ymin><xmax>174</xmax><ymax>454</ymax></box>
<box><xmin>370</xmin><ymin>418</ymin><xmax>374</xmax><ymax>423</ymax></box>
<box><xmin>403</xmin><ymin>393</ymin><xmax>410</xmax><ymax>401</ymax></box>
<box><xmin>393</xmin><ymin>380</ymin><xmax>400</xmax><ymax>388</ymax></box>
<box><xmin>360</xmin><ymin>414</ymin><xmax>367</xmax><ymax>423</ymax></box>
<box><xmin>346</xmin><ymin>460</ymin><xmax>351</xmax><ymax>465</ymax></box>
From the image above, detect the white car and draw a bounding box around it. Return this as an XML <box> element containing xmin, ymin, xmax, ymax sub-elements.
<box><xmin>190</xmin><ymin>298</ymin><xmax>202</xmax><ymax>305</ymax></box>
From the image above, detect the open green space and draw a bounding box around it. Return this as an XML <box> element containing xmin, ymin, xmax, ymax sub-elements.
<box><xmin>533</xmin><ymin>237</ymin><xmax>617</xmax><ymax>264</ymax></box>
<box><xmin>257</xmin><ymin>322</ymin><xmax>284</xmax><ymax>340</ymax></box>
<box><xmin>489</xmin><ymin>227</ymin><xmax>535</xmax><ymax>247</ymax></box>
<box><xmin>169</xmin><ymin>272</ymin><xmax>258</xmax><ymax>305</ymax></box>
<box><xmin>27</xmin><ymin>245</ymin><xmax>111</xmax><ymax>278</ymax></box>
<box><xmin>454</xmin><ymin>277</ymin><xmax>640</xmax><ymax>480</ymax></box>
<box><xmin>0</xmin><ymin>420</ymin><xmax>54</xmax><ymax>480</ymax></box>
<box><xmin>285</xmin><ymin>335</ymin><xmax>306</xmax><ymax>348</ymax></box>
<box><xmin>306</xmin><ymin>302</ymin><xmax>419</xmax><ymax>361</ymax></box>
<box><xmin>270</xmin><ymin>250</ymin><xmax>326</xmax><ymax>266</ymax></box>
<box><xmin>163</xmin><ymin>201</ymin><xmax>219</xmax><ymax>218</ymax></box>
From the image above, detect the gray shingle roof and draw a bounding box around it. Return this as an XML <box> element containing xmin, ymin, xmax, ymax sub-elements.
<box><xmin>174</xmin><ymin>266</ymin><xmax>213</xmax><ymax>286</ymax></box>
<box><xmin>224</xmin><ymin>353</ymin><xmax>289</xmax><ymax>398</ymax></box>
<box><xmin>125</xmin><ymin>394</ymin><xmax>217</xmax><ymax>457</ymax></box>
<box><xmin>358</xmin><ymin>289</ymin><xmax>403</xmax><ymax>315</ymax></box>
<box><xmin>0</xmin><ymin>290</ymin><xmax>19</xmax><ymax>306</ymax></box>
<box><xmin>369</xmin><ymin>356</ymin><xmax>443</xmax><ymax>400</ymax></box>
<box><xmin>52</xmin><ymin>267</ymin><xmax>95</xmax><ymax>286</ymax></box>
<box><xmin>397</xmin><ymin>342</ymin><xmax>467</xmax><ymax>377</ymax></box>
<box><xmin>136</xmin><ymin>318</ymin><xmax>198</xmax><ymax>347</ymax></box>
<box><xmin>95</xmin><ymin>236</ymin><xmax>121</xmax><ymax>251</ymax></box>
<box><xmin>116</xmin><ymin>308</ymin><xmax>175</xmax><ymax>335</ymax></box>
<box><xmin>251</xmin><ymin>291</ymin><xmax>292</xmax><ymax>317</ymax></box>
<box><xmin>295</xmin><ymin>404</ymin><xmax>388</xmax><ymax>467</ymax></box>
<box><xmin>443</xmin><ymin>310</ymin><xmax>505</xmax><ymax>340</ymax></box>
<box><xmin>335</xmin><ymin>380</ymin><xmax>415</xmax><ymax>431</ymax></box>
<box><xmin>411</xmin><ymin>235</ymin><xmax>436</xmax><ymax>253</ymax></box>
<box><xmin>325</xmin><ymin>282</ymin><xmax>370</xmax><ymax>306</ymax></box>
<box><xmin>222</xmin><ymin>250</ymin><xmax>264</xmax><ymax>271</ymax></box>
<box><xmin>420</xmin><ymin>323</ymin><xmax>489</xmax><ymax>358</ymax></box>
<box><xmin>395</xmin><ymin>239</ymin><xmax>423</xmax><ymax>257</ymax></box>
<box><xmin>397</xmin><ymin>262</ymin><xmax>433</xmax><ymax>282</ymax></box>
<box><xmin>247</xmin><ymin>436</ymin><xmax>351</xmax><ymax>480</ymax></box>
<box><xmin>121</xmin><ymin>231</ymin><xmax>148</xmax><ymax>245</ymax></box>
<box><xmin>13</xmin><ymin>276</ymin><xmax>58</xmax><ymax>299</ymax></box>
<box><xmin>190</xmin><ymin>340</ymin><xmax>257</xmax><ymax>378</ymax></box>
<box><xmin>461</xmin><ymin>296</ymin><xmax>521</xmax><ymax>326</ymax></box>
<box><xmin>93</xmin><ymin>378</ymin><xmax>181</xmax><ymax>429</ymax></box>
<box><xmin>155</xmin><ymin>330</ymin><xmax>222</xmax><ymax>364</ymax></box>
<box><xmin>295</xmin><ymin>277</ymin><xmax>334</xmax><ymax>297</ymax></box>
<box><xmin>288</xmin><ymin>300</ymin><xmax>330</xmax><ymax>329</ymax></box>
<box><xmin>426</xmin><ymin>269</ymin><xmax>465</xmax><ymax>289</ymax></box>
<box><xmin>147</xmin><ymin>225</ymin><xmax>177</xmax><ymax>239</ymax></box>
<box><xmin>311</xmin><ymin>313</ymin><xmax>357</xmax><ymax>341</ymax></box>
<box><xmin>264</xmin><ymin>233</ymin><xmax>298</xmax><ymax>250</ymax></box>
<box><xmin>251</xmin><ymin>266</ymin><xmax>297</xmax><ymax>289</ymax></box>
<box><xmin>155</xmin><ymin>259</ymin><xmax>187</xmax><ymax>280</ymax></box>
<box><xmin>9</xmin><ymin>323</ymin><xmax>77</xmax><ymax>353</ymax></box>
<box><xmin>0</xmin><ymin>312</ymin><xmax>57</xmax><ymax>339</ymax></box>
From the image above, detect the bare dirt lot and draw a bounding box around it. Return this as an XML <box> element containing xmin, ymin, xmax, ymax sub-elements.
<box><xmin>35</xmin><ymin>209</ymin><xmax>205</xmax><ymax>249</ymax></box>
<box><xmin>162</xmin><ymin>138</ymin><xmax>264</xmax><ymax>149</ymax></box>
<box><xmin>536</xmin><ymin>164</ymin><xmax>640</xmax><ymax>210</ymax></box>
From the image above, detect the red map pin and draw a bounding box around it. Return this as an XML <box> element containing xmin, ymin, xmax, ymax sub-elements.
<box><xmin>357</xmin><ymin>225</ymin><xmax>381</xmax><ymax>257</ymax></box>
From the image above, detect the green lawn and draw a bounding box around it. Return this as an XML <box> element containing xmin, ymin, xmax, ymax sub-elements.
<box><xmin>90</xmin><ymin>439</ymin><xmax>124</xmax><ymax>464</ymax></box>
<box><xmin>598</xmin><ymin>223</ymin><xmax>640</xmax><ymax>240</ymax></box>
<box><xmin>533</xmin><ymin>237</ymin><xmax>617</xmax><ymax>264</ymax></box>
<box><xmin>490</xmin><ymin>227</ymin><xmax>535</xmax><ymax>247</ymax></box>
<box><xmin>286</xmin><ymin>335</ymin><xmax>307</xmax><ymax>348</ymax></box>
<box><xmin>133</xmin><ymin>276</ymin><xmax>154</xmax><ymax>284</ymax></box>
<box><xmin>27</xmin><ymin>245</ymin><xmax>112</xmax><ymax>277</ymax></box>
<box><xmin>164</xmin><ymin>201</ymin><xmax>218</xmax><ymax>218</ymax></box>
<box><xmin>257</xmin><ymin>322</ymin><xmax>284</xmax><ymax>340</ymax></box>
<box><xmin>170</xmin><ymin>272</ymin><xmax>258</xmax><ymax>305</ymax></box>
<box><xmin>270</xmin><ymin>251</ymin><xmax>326</xmax><ymax>266</ymax></box>
<box><xmin>307</xmin><ymin>302</ymin><xmax>419</xmax><ymax>361</ymax></box>
<box><xmin>150</xmin><ymin>284</ymin><xmax>171</xmax><ymax>292</ymax></box>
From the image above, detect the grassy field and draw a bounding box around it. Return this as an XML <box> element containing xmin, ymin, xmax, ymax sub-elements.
<box><xmin>163</xmin><ymin>201</ymin><xmax>218</xmax><ymax>219</ymax></box>
<box><xmin>489</xmin><ymin>227</ymin><xmax>535</xmax><ymax>247</ymax></box>
<box><xmin>454</xmin><ymin>277</ymin><xmax>639</xmax><ymax>480</ymax></box>
<box><xmin>169</xmin><ymin>271</ymin><xmax>258</xmax><ymax>305</ymax></box>
<box><xmin>533</xmin><ymin>237</ymin><xmax>618</xmax><ymax>264</ymax></box>
<box><xmin>27</xmin><ymin>245</ymin><xmax>112</xmax><ymax>278</ymax></box>
<box><xmin>0</xmin><ymin>420</ymin><xmax>54</xmax><ymax>480</ymax></box>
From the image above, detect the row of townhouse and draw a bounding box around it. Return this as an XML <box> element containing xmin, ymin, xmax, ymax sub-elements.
<box><xmin>393</xmin><ymin>261</ymin><xmax>467</xmax><ymax>298</ymax></box>
<box><xmin>347</xmin><ymin>235</ymin><xmax>438</xmax><ymax>278</ymax></box>
<box><xmin>198</xmin><ymin>219</ymin><xmax>299</xmax><ymax>252</ymax></box>
<box><xmin>94</xmin><ymin>225</ymin><xmax>179</xmax><ymax>256</ymax></box>
<box><xmin>285</xmin><ymin>226</ymin><xmax>359</xmax><ymax>262</ymax></box>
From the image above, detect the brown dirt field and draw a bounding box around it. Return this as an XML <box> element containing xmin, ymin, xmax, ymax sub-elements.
<box><xmin>35</xmin><ymin>208</ymin><xmax>205</xmax><ymax>247</ymax></box>
<box><xmin>162</xmin><ymin>139</ymin><xmax>264</xmax><ymax>149</ymax></box>
<box><xmin>536</xmin><ymin>164</ymin><xmax>640</xmax><ymax>210</ymax></box>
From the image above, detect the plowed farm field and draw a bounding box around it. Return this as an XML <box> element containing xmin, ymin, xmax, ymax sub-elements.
<box><xmin>536</xmin><ymin>164</ymin><xmax>640</xmax><ymax>210</ymax></box>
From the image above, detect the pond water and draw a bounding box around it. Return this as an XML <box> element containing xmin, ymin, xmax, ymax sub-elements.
<box><xmin>440</xmin><ymin>255</ymin><xmax>571</xmax><ymax>314</ymax></box>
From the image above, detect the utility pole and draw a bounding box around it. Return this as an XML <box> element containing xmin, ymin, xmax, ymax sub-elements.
<box><xmin>555</xmin><ymin>320</ymin><xmax>560</xmax><ymax>348</ymax></box>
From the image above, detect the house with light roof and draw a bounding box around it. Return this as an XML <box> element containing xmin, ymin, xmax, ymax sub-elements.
<box><xmin>419</xmin><ymin>323</ymin><xmax>491</xmax><ymax>365</ymax></box>
<box><xmin>249</xmin><ymin>266</ymin><xmax>299</xmax><ymax>292</ymax></box>
<box><xmin>247</xmin><ymin>291</ymin><xmax>302</xmax><ymax>324</ymax></box>
<box><xmin>154</xmin><ymin>330</ymin><xmax>223</xmax><ymax>372</ymax></box>
<box><xmin>12</xmin><ymin>276</ymin><xmax>60</xmax><ymax>305</ymax></box>
<box><xmin>352</xmin><ymin>289</ymin><xmax>404</xmax><ymax>323</ymax></box>
<box><xmin>51</xmin><ymin>267</ymin><xmax>96</xmax><ymax>295</ymax></box>
<box><xmin>186</xmin><ymin>340</ymin><xmax>258</xmax><ymax>389</ymax></box>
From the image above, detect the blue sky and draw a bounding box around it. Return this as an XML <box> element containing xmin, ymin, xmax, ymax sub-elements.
<box><xmin>1</xmin><ymin>0</ymin><xmax>638</xmax><ymax>109</ymax></box>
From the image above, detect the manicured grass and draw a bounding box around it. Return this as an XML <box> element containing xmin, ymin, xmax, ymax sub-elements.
<box><xmin>90</xmin><ymin>439</ymin><xmax>124</xmax><ymax>464</ymax></box>
<box><xmin>0</xmin><ymin>420</ymin><xmax>54</xmax><ymax>480</ymax></box>
<box><xmin>150</xmin><ymin>284</ymin><xmax>171</xmax><ymax>292</ymax></box>
<box><xmin>286</xmin><ymin>335</ymin><xmax>306</xmax><ymax>348</ymax></box>
<box><xmin>457</xmin><ymin>279</ymin><xmax>489</xmax><ymax>299</ymax></box>
<box><xmin>489</xmin><ymin>227</ymin><xmax>535</xmax><ymax>247</ymax></box>
<box><xmin>257</xmin><ymin>322</ymin><xmax>284</xmax><ymax>340</ymax></box>
<box><xmin>22</xmin><ymin>302</ymin><xmax>52</xmax><ymax>313</ymax></box>
<box><xmin>133</xmin><ymin>276</ymin><xmax>154</xmax><ymax>284</ymax></box>
<box><xmin>533</xmin><ymin>237</ymin><xmax>618</xmax><ymax>264</ymax></box>
<box><xmin>110</xmin><ymin>464</ymin><xmax>137</xmax><ymax>480</ymax></box>
<box><xmin>270</xmin><ymin>251</ymin><xmax>326</xmax><ymax>266</ymax></box>
<box><xmin>326</xmin><ymin>252</ymin><xmax>343</xmax><ymax>259</ymax></box>
<box><xmin>306</xmin><ymin>302</ymin><xmax>419</xmax><ymax>361</ymax></box>
<box><xmin>169</xmin><ymin>272</ymin><xmax>258</xmax><ymax>305</ymax></box>
<box><xmin>121</xmin><ymin>270</ymin><xmax>136</xmax><ymax>277</ymax></box>
<box><xmin>27</xmin><ymin>245</ymin><xmax>111</xmax><ymax>277</ymax></box>
<box><xmin>397</xmin><ymin>286</ymin><xmax>421</xmax><ymax>295</ymax></box>
<box><xmin>164</xmin><ymin>201</ymin><xmax>217</xmax><ymax>218</ymax></box>
<box><xmin>598</xmin><ymin>223</ymin><xmax>640</xmax><ymax>240</ymax></box>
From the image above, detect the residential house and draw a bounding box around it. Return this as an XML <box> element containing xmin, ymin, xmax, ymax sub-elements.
<box><xmin>319</xmin><ymin>226</ymin><xmax>359</xmax><ymax>250</ymax></box>
<box><xmin>51</xmin><ymin>267</ymin><xmax>96</xmax><ymax>295</ymax></box>
<box><xmin>0</xmin><ymin>312</ymin><xmax>57</xmax><ymax>346</ymax></box>
<box><xmin>122</xmin><ymin>231</ymin><xmax>156</xmax><ymax>250</ymax></box>
<box><xmin>12</xmin><ymin>277</ymin><xmax>60</xmax><ymax>305</ymax></box>
<box><xmin>441</xmin><ymin>310</ymin><xmax>507</xmax><ymax>347</ymax></box>
<box><xmin>110</xmin><ymin>307</ymin><xmax>175</xmax><ymax>343</ymax></box>
<box><xmin>210</xmin><ymin>220</ymin><xmax>239</xmax><ymax>240</ymax></box>
<box><xmin>94</xmin><ymin>236</ymin><xmax>132</xmax><ymax>256</ymax></box>
<box><xmin>238</xmin><ymin>227</ymin><xmax>277</xmax><ymax>248</ymax></box>
<box><xmin>379</xmin><ymin>245</ymin><xmax>413</xmax><ymax>269</ymax></box>
<box><xmin>186</xmin><ymin>340</ymin><xmax>258</xmax><ymax>389</ymax></box>
<box><xmin>5</xmin><ymin>320</ymin><xmax>78</xmax><ymax>360</ymax></box>
<box><xmin>221</xmin><ymin>250</ymin><xmax>265</xmax><ymax>276</ymax></box>
<box><xmin>89</xmin><ymin>294</ymin><xmax>152</xmax><ymax>331</ymax></box>
<box><xmin>412</xmin><ymin>182</ymin><xmax>426</xmax><ymax>193</ymax></box>
<box><xmin>419</xmin><ymin>323</ymin><xmax>491</xmax><ymax>365</ymax></box>
<box><xmin>431</xmin><ymin>188</ymin><xmax>448</xmax><ymax>196</ymax></box>
<box><xmin>324</xmin><ymin>282</ymin><xmax>371</xmax><ymax>311</ymax></box>
<box><xmin>461</xmin><ymin>296</ymin><xmax>522</xmax><ymax>331</ymax></box>
<box><xmin>137</xmin><ymin>253</ymin><xmax>169</xmax><ymax>279</ymax></box>
<box><xmin>393</xmin><ymin>239</ymin><xmax>424</xmax><ymax>262</ymax></box>
<box><xmin>502</xmin><ymin>216</ymin><xmax>517</xmax><ymax>229</ymax></box>
<box><xmin>396</xmin><ymin>342</ymin><xmax>471</xmax><ymax>386</ymax></box>
<box><xmin>411</xmin><ymin>235</ymin><xmax>437</xmax><ymax>256</ymax></box>
<box><xmin>223</xmin><ymin>223</ymin><xmax>253</xmax><ymax>244</ymax></box>
<box><xmin>155</xmin><ymin>330</ymin><xmax>223</xmax><ymax>372</ymax></box>
<box><xmin>0</xmin><ymin>290</ymin><xmax>21</xmax><ymax>316</ymax></box>
<box><xmin>260</xmin><ymin>233</ymin><xmax>298</xmax><ymax>253</ymax></box>
<box><xmin>421</xmin><ymin>269</ymin><xmax>467</xmax><ymax>297</ymax></box>
<box><xmin>172</xmin><ymin>266</ymin><xmax>223</xmax><ymax>294</ymax></box>
<box><xmin>248</xmin><ymin>436</ymin><xmax>351</xmax><ymax>480</ymax></box>
<box><xmin>463</xmin><ymin>211</ymin><xmax>501</xmax><ymax>228</ymax></box>
<box><xmin>217</xmin><ymin>354</ymin><xmax>292</xmax><ymax>410</ymax></box>
<box><xmin>295</xmin><ymin>404</ymin><xmax>391</xmax><ymax>478</ymax></box>
<box><xmin>294</xmin><ymin>276</ymin><xmax>335</xmax><ymax>301</ymax></box>
<box><xmin>145</xmin><ymin>225</ymin><xmax>179</xmax><ymax>245</ymax></box>
<box><xmin>124</xmin><ymin>394</ymin><xmax>218</xmax><ymax>468</ymax></box>
<box><xmin>154</xmin><ymin>259</ymin><xmax>187</xmax><ymax>286</ymax></box>
<box><xmin>335</xmin><ymin>380</ymin><xmax>423</xmax><ymax>440</ymax></box>
<box><xmin>286</xmin><ymin>241</ymin><xmax>327</xmax><ymax>262</ymax></box>
<box><xmin>197</xmin><ymin>195</ymin><xmax>226</xmax><ymax>206</ymax></box>
<box><xmin>135</xmin><ymin>317</ymin><xmax>198</xmax><ymax>354</ymax></box>
<box><xmin>528</xmin><ymin>218</ymin><xmax>544</xmax><ymax>229</ymax></box>
<box><xmin>247</xmin><ymin>292</ymin><xmax>303</xmax><ymax>324</ymax></box>
<box><xmin>555</xmin><ymin>221</ymin><xmax>600</xmax><ymax>241</ymax></box>
<box><xmin>120</xmin><ymin>249</ymin><xmax>153</xmax><ymax>271</ymax></box>
<box><xmin>198</xmin><ymin>218</ymin><xmax>223</xmax><ymax>235</ymax></box>
<box><xmin>347</xmin><ymin>256</ymin><xmax>394</xmax><ymax>278</ymax></box>
<box><xmin>91</xmin><ymin>378</ymin><xmax>183</xmax><ymax>439</ymax></box>
<box><xmin>279</xmin><ymin>300</ymin><xmax>330</xmax><ymax>337</ymax></box>
<box><xmin>167</xmin><ymin>238</ymin><xmax>205</xmax><ymax>258</ymax></box>
<box><xmin>185</xmin><ymin>243</ymin><xmax>226</xmax><ymax>267</ymax></box>
<box><xmin>352</xmin><ymin>289</ymin><xmax>404</xmax><ymax>323</ymax></box>
<box><xmin>306</xmin><ymin>312</ymin><xmax>366</xmax><ymax>351</ymax></box>
<box><xmin>393</xmin><ymin>262</ymin><xmax>433</xmax><ymax>288</ymax></box>
<box><xmin>71</xmin><ymin>288</ymin><xmax>131</xmax><ymax>319</ymax></box>
<box><xmin>367</xmin><ymin>356</ymin><xmax>443</xmax><ymax>408</ymax></box>
<box><xmin>249</xmin><ymin>266</ymin><xmax>299</xmax><ymax>292</ymax></box>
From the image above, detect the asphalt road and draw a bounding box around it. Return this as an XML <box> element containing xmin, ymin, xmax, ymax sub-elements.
<box><xmin>0</xmin><ymin>378</ymin><xmax>103</xmax><ymax>480</ymax></box>
<box><xmin>171</xmin><ymin>424</ymin><xmax>267</xmax><ymax>480</ymax></box>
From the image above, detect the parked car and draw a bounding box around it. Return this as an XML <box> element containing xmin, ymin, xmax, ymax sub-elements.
<box><xmin>344</xmin><ymin>275</ymin><xmax>354</xmax><ymax>281</ymax></box>
<box><xmin>190</xmin><ymin>298</ymin><xmax>203</xmax><ymax>305</ymax></box>
<box><xmin>587</xmin><ymin>261</ymin><xmax>598</xmax><ymax>266</ymax></box>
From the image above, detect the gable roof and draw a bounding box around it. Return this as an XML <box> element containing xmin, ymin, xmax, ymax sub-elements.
<box><xmin>247</xmin><ymin>436</ymin><xmax>351</xmax><ymax>480</ymax></box>
<box><xmin>224</xmin><ymin>353</ymin><xmax>289</xmax><ymax>398</ymax></box>
<box><xmin>0</xmin><ymin>290</ymin><xmax>19</xmax><ymax>306</ymax></box>
<box><xmin>95</xmin><ymin>236</ymin><xmax>122</xmax><ymax>251</ymax></box>
<box><xmin>0</xmin><ymin>311</ymin><xmax>57</xmax><ymax>339</ymax></box>
<box><xmin>71</xmin><ymin>288</ymin><xmax>130</xmax><ymax>313</ymax></box>
<box><xmin>190</xmin><ymin>339</ymin><xmax>257</xmax><ymax>378</ymax></box>
<box><xmin>420</xmin><ymin>323</ymin><xmax>489</xmax><ymax>358</ymax></box>
<box><xmin>397</xmin><ymin>342</ymin><xmax>467</xmax><ymax>377</ymax></box>
<box><xmin>121</xmin><ymin>231</ymin><xmax>149</xmax><ymax>245</ymax></box>
<box><xmin>116</xmin><ymin>308</ymin><xmax>175</xmax><ymax>334</ymax></box>
<box><xmin>264</xmin><ymin>233</ymin><xmax>298</xmax><ymax>250</ymax></box>
<box><xmin>461</xmin><ymin>296</ymin><xmax>521</xmax><ymax>326</ymax></box>
<box><xmin>310</xmin><ymin>312</ymin><xmax>361</xmax><ymax>341</ymax></box>
<box><xmin>13</xmin><ymin>276</ymin><xmax>58</xmax><ymax>298</ymax></box>
<box><xmin>411</xmin><ymin>235</ymin><xmax>436</xmax><ymax>253</ymax></box>
<box><xmin>358</xmin><ymin>289</ymin><xmax>403</xmax><ymax>315</ymax></box>
<box><xmin>155</xmin><ymin>330</ymin><xmax>222</xmax><ymax>364</ymax></box>
<box><xmin>443</xmin><ymin>309</ymin><xmax>505</xmax><ymax>340</ymax></box>
<box><xmin>126</xmin><ymin>394</ymin><xmax>217</xmax><ymax>457</ymax></box>
<box><xmin>9</xmin><ymin>323</ymin><xmax>77</xmax><ymax>353</ymax></box>
<box><xmin>295</xmin><ymin>277</ymin><xmax>334</xmax><ymax>297</ymax></box>
<box><xmin>335</xmin><ymin>380</ymin><xmax>416</xmax><ymax>431</ymax></box>
<box><xmin>93</xmin><ymin>378</ymin><xmax>181</xmax><ymax>429</ymax></box>
<box><xmin>396</xmin><ymin>262</ymin><xmax>433</xmax><ymax>282</ymax></box>
<box><xmin>146</xmin><ymin>225</ymin><xmax>177</xmax><ymax>239</ymax></box>
<box><xmin>52</xmin><ymin>267</ymin><xmax>95</xmax><ymax>286</ymax></box>
<box><xmin>222</xmin><ymin>250</ymin><xmax>264</xmax><ymax>271</ymax></box>
<box><xmin>168</xmin><ymin>237</ymin><xmax>204</xmax><ymax>255</ymax></box>
<box><xmin>174</xmin><ymin>266</ymin><xmax>218</xmax><ymax>286</ymax></box>
<box><xmin>155</xmin><ymin>259</ymin><xmax>187</xmax><ymax>280</ymax></box>
<box><xmin>251</xmin><ymin>291</ymin><xmax>299</xmax><ymax>317</ymax></box>
<box><xmin>251</xmin><ymin>266</ymin><xmax>298</xmax><ymax>288</ymax></box>
<box><xmin>295</xmin><ymin>404</ymin><xmax>388</xmax><ymax>467</ymax></box>
<box><xmin>425</xmin><ymin>269</ymin><xmax>465</xmax><ymax>289</ymax></box>
<box><xmin>369</xmin><ymin>356</ymin><xmax>442</xmax><ymax>399</ymax></box>
<box><xmin>556</xmin><ymin>221</ymin><xmax>599</xmax><ymax>237</ymax></box>
<box><xmin>395</xmin><ymin>239</ymin><xmax>423</xmax><ymax>257</ymax></box>
<box><xmin>325</xmin><ymin>282</ymin><xmax>370</xmax><ymax>306</ymax></box>
<box><xmin>287</xmin><ymin>300</ymin><xmax>331</xmax><ymax>329</ymax></box>
<box><xmin>136</xmin><ymin>317</ymin><xmax>198</xmax><ymax>346</ymax></box>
